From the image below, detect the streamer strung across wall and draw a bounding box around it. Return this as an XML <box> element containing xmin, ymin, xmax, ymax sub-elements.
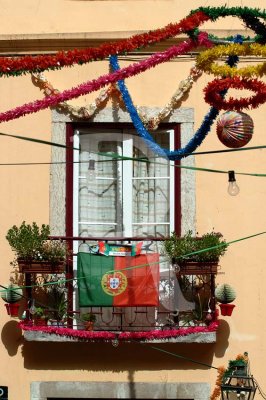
<box><xmin>109</xmin><ymin>35</ymin><xmax>241</xmax><ymax>160</ymax></box>
<box><xmin>31</xmin><ymin>67</ymin><xmax>202</xmax><ymax>129</ymax></box>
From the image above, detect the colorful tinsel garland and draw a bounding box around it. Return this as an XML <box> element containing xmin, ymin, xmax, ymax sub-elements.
<box><xmin>204</xmin><ymin>76</ymin><xmax>266</xmax><ymax>110</ymax></box>
<box><xmin>32</xmin><ymin>66</ymin><xmax>202</xmax><ymax>129</ymax></box>
<box><xmin>192</xmin><ymin>6</ymin><xmax>266</xmax><ymax>24</ymax></box>
<box><xmin>19</xmin><ymin>321</ymin><xmax>218</xmax><ymax>342</ymax></box>
<box><xmin>110</xmin><ymin>47</ymin><xmax>239</xmax><ymax>160</ymax></box>
<box><xmin>196</xmin><ymin>43</ymin><xmax>266</xmax><ymax>78</ymax></box>
<box><xmin>0</xmin><ymin>11</ymin><xmax>209</xmax><ymax>77</ymax></box>
<box><xmin>192</xmin><ymin>6</ymin><xmax>266</xmax><ymax>45</ymax></box>
<box><xmin>0</xmin><ymin>7</ymin><xmax>264</xmax><ymax>78</ymax></box>
<box><xmin>0</xmin><ymin>35</ymin><xmax>210</xmax><ymax>125</ymax></box>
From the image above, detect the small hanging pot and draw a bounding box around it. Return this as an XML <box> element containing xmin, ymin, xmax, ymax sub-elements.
<box><xmin>4</xmin><ymin>303</ymin><xmax>20</xmax><ymax>317</ymax></box>
<box><xmin>219</xmin><ymin>303</ymin><xmax>235</xmax><ymax>316</ymax></box>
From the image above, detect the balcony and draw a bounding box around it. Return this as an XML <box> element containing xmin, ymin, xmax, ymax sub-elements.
<box><xmin>12</xmin><ymin>236</ymin><xmax>219</xmax><ymax>344</ymax></box>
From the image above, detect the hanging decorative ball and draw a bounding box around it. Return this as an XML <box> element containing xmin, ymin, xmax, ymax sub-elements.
<box><xmin>111</xmin><ymin>339</ymin><xmax>119</xmax><ymax>348</ymax></box>
<box><xmin>216</xmin><ymin>111</ymin><xmax>254</xmax><ymax>148</ymax></box>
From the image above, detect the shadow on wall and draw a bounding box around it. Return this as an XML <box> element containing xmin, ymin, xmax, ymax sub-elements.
<box><xmin>215</xmin><ymin>319</ymin><xmax>230</xmax><ymax>359</ymax></box>
<box><xmin>1</xmin><ymin>319</ymin><xmax>230</xmax><ymax>369</ymax></box>
<box><xmin>1</xmin><ymin>320</ymin><xmax>23</xmax><ymax>356</ymax></box>
<box><xmin>22</xmin><ymin>340</ymin><xmax>218</xmax><ymax>371</ymax></box>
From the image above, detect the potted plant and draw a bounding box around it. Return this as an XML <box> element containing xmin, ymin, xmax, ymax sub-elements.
<box><xmin>215</xmin><ymin>283</ymin><xmax>236</xmax><ymax>316</ymax></box>
<box><xmin>1</xmin><ymin>282</ymin><xmax>23</xmax><ymax>317</ymax></box>
<box><xmin>6</xmin><ymin>221</ymin><xmax>69</xmax><ymax>273</ymax></box>
<box><xmin>32</xmin><ymin>306</ymin><xmax>48</xmax><ymax>326</ymax></box>
<box><xmin>47</xmin><ymin>285</ymin><xmax>68</xmax><ymax>327</ymax></box>
<box><xmin>163</xmin><ymin>230</ymin><xmax>228</xmax><ymax>275</ymax></box>
<box><xmin>80</xmin><ymin>312</ymin><xmax>97</xmax><ymax>331</ymax></box>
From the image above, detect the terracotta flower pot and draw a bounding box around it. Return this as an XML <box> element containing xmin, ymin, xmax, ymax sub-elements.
<box><xmin>219</xmin><ymin>303</ymin><xmax>235</xmax><ymax>316</ymax></box>
<box><xmin>85</xmin><ymin>321</ymin><xmax>94</xmax><ymax>331</ymax></box>
<box><xmin>5</xmin><ymin>303</ymin><xmax>20</xmax><ymax>317</ymax></box>
<box><xmin>33</xmin><ymin>317</ymin><xmax>48</xmax><ymax>326</ymax></box>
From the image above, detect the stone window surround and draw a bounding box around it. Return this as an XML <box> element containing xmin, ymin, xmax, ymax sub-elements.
<box><xmin>50</xmin><ymin>107</ymin><xmax>195</xmax><ymax>236</ymax></box>
<box><xmin>36</xmin><ymin>110</ymin><xmax>208</xmax><ymax>400</ymax></box>
<box><xmin>31</xmin><ymin>381</ymin><xmax>210</xmax><ymax>400</ymax></box>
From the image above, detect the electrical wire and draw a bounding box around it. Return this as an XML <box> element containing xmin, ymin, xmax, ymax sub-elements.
<box><xmin>133</xmin><ymin>340</ymin><xmax>219</xmax><ymax>370</ymax></box>
<box><xmin>1</xmin><ymin>229</ymin><xmax>266</xmax><ymax>293</ymax></box>
<box><xmin>0</xmin><ymin>153</ymin><xmax>266</xmax><ymax>177</ymax></box>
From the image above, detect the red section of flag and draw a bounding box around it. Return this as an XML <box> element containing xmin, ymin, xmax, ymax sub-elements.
<box><xmin>113</xmin><ymin>253</ymin><xmax>159</xmax><ymax>307</ymax></box>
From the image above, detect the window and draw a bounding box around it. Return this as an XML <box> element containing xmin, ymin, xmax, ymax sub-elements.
<box><xmin>50</xmin><ymin>109</ymin><xmax>198</xmax><ymax>336</ymax></box>
<box><xmin>72</xmin><ymin>126</ymin><xmax>177</xmax><ymax>240</ymax></box>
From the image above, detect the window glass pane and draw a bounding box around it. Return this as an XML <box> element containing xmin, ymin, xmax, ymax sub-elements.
<box><xmin>132</xmin><ymin>132</ymin><xmax>170</xmax><ymax>236</ymax></box>
<box><xmin>79</xmin><ymin>132</ymin><xmax>123</xmax><ymax>237</ymax></box>
<box><xmin>132</xmin><ymin>224</ymin><xmax>169</xmax><ymax>238</ymax></box>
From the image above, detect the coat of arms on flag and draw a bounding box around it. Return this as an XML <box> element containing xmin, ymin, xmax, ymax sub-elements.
<box><xmin>101</xmin><ymin>271</ymin><xmax>127</xmax><ymax>296</ymax></box>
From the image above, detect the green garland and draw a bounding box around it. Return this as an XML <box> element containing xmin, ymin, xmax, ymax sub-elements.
<box><xmin>189</xmin><ymin>6</ymin><xmax>266</xmax><ymax>44</ymax></box>
<box><xmin>191</xmin><ymin>6</ymin><xmax>266</xmax><ymax>21</ymax></box>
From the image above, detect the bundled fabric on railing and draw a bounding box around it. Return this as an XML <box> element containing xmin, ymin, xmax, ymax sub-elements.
<box><xmin>77</xmin><ymin>252</ymin><xmax>159</xmax><ymax>307</ymax></box>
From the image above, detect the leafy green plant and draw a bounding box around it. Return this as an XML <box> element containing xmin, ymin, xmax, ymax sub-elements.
<box><xmin>6</xmin><ymin>221</ymin><xmax>69</xmax><ymax>265</ymax></box>
<box><xmin>163</xmin><ymin>230</ymin><xmax>228</xmax><ymax>263</ymax></box>
<box><xmin>41</xmin><ymin>240</ymin><xmax>69</xmax><ymax>263</ymax></box>
<box><xmin>34</xmin><ymin>307</ymin><xmax>46</xmax><ymax>318</ymax></box>
<box><xmin>47</xmin><ymin>285</ymin><xmax>68</xmax><ymax>322</ymax></box>
<box><xmin>80</xmin><ymin>312</ymin><xmax>96</xmax><ymax>323</ymax></box>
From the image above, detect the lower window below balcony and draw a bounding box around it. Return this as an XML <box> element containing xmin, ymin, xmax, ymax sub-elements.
<box><xmin>31</xmin><ymin>381</ymin><xmax>210</xmax><ymax>400</ymax></box>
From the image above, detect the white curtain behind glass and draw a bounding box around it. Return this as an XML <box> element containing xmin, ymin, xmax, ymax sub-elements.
<box><xmin>78</xmin><ymin>129</ymin><xmax>171</xmax><ymax>238</ymax></box>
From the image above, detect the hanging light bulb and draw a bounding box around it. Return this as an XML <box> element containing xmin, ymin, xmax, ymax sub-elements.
<box><xmin>86</xmin><ymin>159</ymin><xmax>96</xmax><ymax>185</ymax></box>
<box><xmin>228</xmin><ymin>170</ymin><xmax>240</xmax><ymax>196</ymax></box>
<box><xmin>29</xmin><ymin>299</ymin><xmax>36</xmax><ymax>315</ymax></box>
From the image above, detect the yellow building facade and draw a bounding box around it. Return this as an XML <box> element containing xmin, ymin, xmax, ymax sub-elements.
<box><xmin>0</xmin><ymin>0</ymin><xmax>266</xmax><ymax>399</ymax></box>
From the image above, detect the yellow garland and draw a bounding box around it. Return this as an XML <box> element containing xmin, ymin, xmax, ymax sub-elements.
<box><xmin>31</xmin><ymin>66</ymin><xmax>202</xmax><ymax>130</ymax></box>
<box><xmin>196</xmin><ymin>43</ymin><xmax>266</xmax><ymax>78</ymax></box>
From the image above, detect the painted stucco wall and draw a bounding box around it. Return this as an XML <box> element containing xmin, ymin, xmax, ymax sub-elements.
<box><xmin>0</xmin><ymin>0</ymin><xmax>265</xmax><ymax>399</ymax></box>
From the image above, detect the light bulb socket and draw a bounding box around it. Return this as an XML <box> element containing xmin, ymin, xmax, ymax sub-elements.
<box><xmin>228</xmin><ymin>170</ymin><xmax>236</xmax><ymax>182</ymax></box>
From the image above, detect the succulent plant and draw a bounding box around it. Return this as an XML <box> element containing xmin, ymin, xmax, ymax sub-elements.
<box><xmin>215</xmin><ymin>284</ymin><xmax>236</xmax><ymax>304</ymax></box>
<box><xmin>1</xmin><ymin>283</ymin><xmax>23</xmax><ymax>304</ymax></box>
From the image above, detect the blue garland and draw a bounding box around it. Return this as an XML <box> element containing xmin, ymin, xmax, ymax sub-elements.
<box><xmin>109</xmin><ymin>37</ymin><xmax>241</xmax><ymax>160</ymax></box>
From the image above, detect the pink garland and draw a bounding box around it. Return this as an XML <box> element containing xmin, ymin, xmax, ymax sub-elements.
<box><xmin>0</xmin><ymin>33</ymin><xmax>212</xmax><ymax>124</ymax></box>
<box><xmin>19</xmin><ymin>321</ymin><xmax>218</xmax><ymax>342</ymax></box>
<box><xmin>118</xmin><ymin>321</ymin><xmax>218</xmax><ymax>340</ymax></box>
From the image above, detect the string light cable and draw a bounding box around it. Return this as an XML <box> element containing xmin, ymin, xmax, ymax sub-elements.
<box><xmin>0</xmin><ymin>150</ymin><xmax>266</xmax><ymax>179</ymax></box>
<box><xmin>1</xmin><ymin>141</ymin><xmax>266</xmax><ymax>165</ymax></box>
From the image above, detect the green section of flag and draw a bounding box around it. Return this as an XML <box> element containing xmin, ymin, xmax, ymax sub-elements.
<box><xmin>78</xmin><ymin>252</ymin><xmax>114</xmax><ymax>307</ymax></box>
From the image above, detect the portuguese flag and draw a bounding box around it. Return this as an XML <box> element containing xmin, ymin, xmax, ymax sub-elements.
<box><xmin>78</xmin><ymin>252</ymin><xmax>159</xmax><ymax>307</ymax></box>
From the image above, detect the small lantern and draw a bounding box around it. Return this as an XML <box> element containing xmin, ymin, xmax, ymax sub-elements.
<box><xmin>221</xmin><ymin>359</ymin><xmax>257</xmax><ymax>400</ymax></box>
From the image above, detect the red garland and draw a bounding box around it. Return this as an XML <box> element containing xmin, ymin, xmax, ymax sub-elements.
<box><xmin>204</xmin><ymin>76</ymin><xmax>266</xmax><ymax>110</ymax></box>
<box><xmin>0</xmin><ymin>11</ymin><xmax>209</xmax><ymax>77</ymax></box>
<box><xmin>19</xmin><ymin>321</ymin><xmax>218</xmax><ymax>342</ymax></box>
